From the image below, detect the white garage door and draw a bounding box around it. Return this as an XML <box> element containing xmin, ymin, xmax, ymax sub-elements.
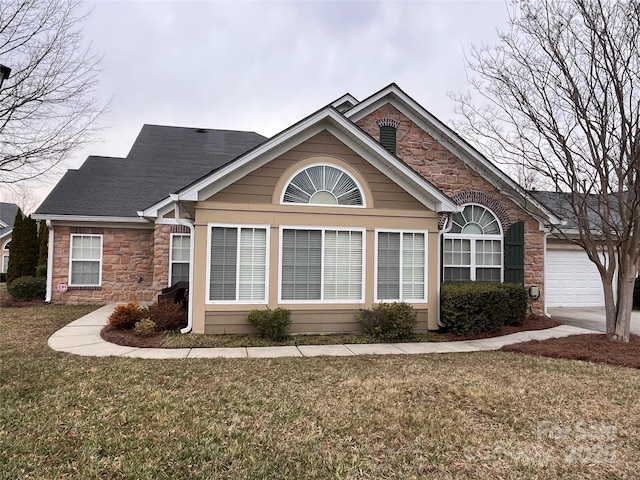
<box><xmin>546</xmin><ymin>249</ymin><xmax>605</xmax><ymax>307</ymax></box>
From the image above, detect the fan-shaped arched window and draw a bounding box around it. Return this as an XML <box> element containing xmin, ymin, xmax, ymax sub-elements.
<box><xmin>444</xmin><ymin>204</ymin><xmax>503</xmax><ymax>282</ymax></box>
<box><xmin>283</xmin><ymin>164</ymin><xmax>363</xmax><ymax>206</ymax></box>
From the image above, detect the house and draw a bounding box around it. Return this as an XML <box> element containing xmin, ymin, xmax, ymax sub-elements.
<box><xmin>0</xmin><ymin>202</ymin><xmax>19</xmax><ymax>282</ymax></box>
<box><xmin>34</xmin><ymin>83</ymin><xmax>564</xmax><ymax>334</ymax></box>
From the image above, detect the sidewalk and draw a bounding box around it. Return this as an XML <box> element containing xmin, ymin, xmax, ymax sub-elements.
<box><xmin>48</xmin><ymin>304</ymin><xmax>595</xmax><ymax>359</ymax></box>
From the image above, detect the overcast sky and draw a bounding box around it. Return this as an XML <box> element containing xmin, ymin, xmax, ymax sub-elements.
<box><xmin>7</xmin><ymin>0</ymin><xmax>513</xmax><ymax>209</ymax></box>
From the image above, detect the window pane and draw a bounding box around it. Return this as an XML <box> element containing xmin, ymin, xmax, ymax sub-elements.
<box><xmin>239</xmin><ymin>228</ymin><xmax>267</xmax><ymax>301</ymax></box>
<box><xmin>171</xmin><ymin>235</ymin><xmax>190</xmax><ymax>262</ymax></box>
<box><xmin>444</xmin><ymin>267</ymin><xmax>471</xmax><ymax>282</ymax></box>
<box><xmin>210</xmin><ymin>227</ymin><xmax>237</xmax><ymax>301</ymax></box>
<box><xmin>377</xmin><ymin>232</ymin><xmax>400</xmax><ymax>299</ymax></box>
<box><xmin>282</xmin><ymin>229</ymin><xmax>321</xmax><ymax>300</ymax></box>
<box><xmin>324</xmin><ymin>230</ymin><xmax>362</xmax><ymax>300</ymax></box>
<box><xmin>171</xmin><ymin>263</ymin><xmax>189</xmax><ymax>284</ymax></box>
<box><xmin>477</xmin><ymin>268</ymin><xmax>501</xmax><ymax>282</ymax></box>
<box><xmin>402</xmin><ymin>233</ymin><xmax>425</xmax><ymax>299</ymax></box>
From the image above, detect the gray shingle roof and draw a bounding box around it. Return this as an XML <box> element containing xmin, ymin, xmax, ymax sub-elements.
<box><xmin>528</xmin><ymin>190</ymin><xmax>623</xmax><ymax>231</ymax></box>
<box><xmin>0</xmin><ymin>202</ymin><xmax>19</xmax><ymax>238</ymax></box>
<box><xmin>35</xmin><ymin>125</ymin><xmax>267</xmax><ymax>218</ymax></box>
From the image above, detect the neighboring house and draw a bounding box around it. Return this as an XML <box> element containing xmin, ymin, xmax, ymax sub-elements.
<box><xmin>0</xmin><ymin>202</ymin><xmax>19</xmax><ymax>282</ymax></box>
<box><xmin>34</xmin><ymin>83</ymin><xmax>563</xmax><ymax>334</ymax></box>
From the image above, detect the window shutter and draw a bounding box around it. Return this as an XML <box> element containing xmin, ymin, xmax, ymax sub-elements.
<box><xmin>504</xmin><ymin>221</ymin><xmax>524</xmax><ymax>284</ymax></box>
<box><xmin>379</xmin><ymin>126</ymin><xmax>397</xmax><ymax>155</ymax></box>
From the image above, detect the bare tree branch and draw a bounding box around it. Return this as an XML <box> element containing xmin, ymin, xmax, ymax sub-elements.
<box><xmin>451</xmin><ymin>0</ymin><xmax>640</xmax><ymax>342</ymax></box>
<box><xmin>0</xmin><ymin>0</ymin><xmax>107</xmax><ymax>184</ymax></box>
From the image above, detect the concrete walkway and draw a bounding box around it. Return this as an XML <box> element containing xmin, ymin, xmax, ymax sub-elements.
<box><xmin>548</xmin><ymin>307</ymin><xmax>640</xmax><ymax>334</ymax></box>
<box><xmin>48</xmin><ymin>304</ymin><xmax>595</xmax><ymax>359</ymax></box>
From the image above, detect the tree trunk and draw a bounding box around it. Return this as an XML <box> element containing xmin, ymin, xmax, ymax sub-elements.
<box><xmin>605</xmin><ymin>269</ymin><xmax>635</xmax><ymax>343</ymax></box>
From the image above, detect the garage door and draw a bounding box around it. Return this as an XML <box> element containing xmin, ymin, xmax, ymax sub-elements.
<box><xmin>546</xmin><ymin>249</ymin><xmax>605</xmax><ymax>307</ymax></box>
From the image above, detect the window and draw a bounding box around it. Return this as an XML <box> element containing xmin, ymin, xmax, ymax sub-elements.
<box><xmin>2</xmin><ymin>255</ymin><xmax>8</xmax><ymax>274</ymax></box>
<box><xmin>170</xmin><ymin>234</ymin><xmax>190</xmax><ymax>285</ymax></box>
<box><xmin>443</xmin><ymin>204</ymin><xmax>502</xmax><ymax>282</ymax></box>
<box><xmin>208</xmin><ymin>226</ymin><xmax>267</xmax><ymax>303</ymax></box>
<box><xmin>69</xmin><ymin>235</ymin><xmax>102</xmax><ymax>286</ymax></box>
<box><xmin>2</xmin><ymin>241</ymin><xmax>10</xmax><ymax>250</ymax></box>
<box><xmin>376</xmin><ymin>231</ymin><xmax>426</xmax><ymax>301</ymax></box>
<box><xmin>281</xmin><ymin>228</ymin><xmax>363</xmax><ymax>302</ymax></box>
<box><xmin>283</xmin><ymin>164</ymin><xmax>363</xmax><ymax>206</ymax></box>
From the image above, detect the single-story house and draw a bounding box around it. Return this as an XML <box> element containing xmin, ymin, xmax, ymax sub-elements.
<box><xmin>35</xmin><ymin>83</ymin><xmax>581</xmax><ymax>334</ymax></box>
<box><xmin>0</xmin><ymin>202</ymin><xmax>19</xmax><ymax>281</ymax></box>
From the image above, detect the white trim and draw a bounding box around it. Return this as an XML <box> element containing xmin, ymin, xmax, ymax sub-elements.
<box><xmin>1</xmin><ymin>238</ymin><xmax>10</xmax><ymax>250</ymax></box>
<box><xmin>280</xmin><ymin>162</ymin><xmax>366</xmax><ymax>208</ymax></box>
<box><xmin>32</xmin><ymin>214</ymin><xmax>151</xmax><ymax>225</ymax></box>
<box><xmin>169</xmin><ymin>233</ymin><xmax>191</xmax><ymax>287</ymax></box>
<box><xmin>205</xmin><ymin>223</ymin><xmax>270</xmax><ymax>305</ymax></box>
<box><xmin>330</xmin><ymin>93</ymin><xmax>359</xmax><ymax>110</ymax></box>
<box><xmin>68</xmin><ymin>234</ymin><xmax>103</xmax><ymax>287</ymax></box>
<box><xmin>278</xmin><ymin>225</ymin><xmax>366</xmax><ymax>304</ymax></box>
<box><xmin>374</xmin><ymin>228</ymin><xmax>429</xmax><ymax>303</ymax></box>
<box><xmin>45</xmin><ymin>220</ymin><xmax>54</xmax><ymax>303</ymax></box>
<box><xmin>141</xmin><ymin>107</ymin><xmax>460</xmax><ymax>217</ymax></box>
<box><xmin>345</xmin><ymin>84</ymin><xmax>561</xmax><ymax>226</ymax></box>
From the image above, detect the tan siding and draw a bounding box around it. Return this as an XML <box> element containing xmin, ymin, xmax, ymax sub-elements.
<box><xmin>208</xmin><ymin>130</ymin><xmax>425</xmax><ymax>210</ymax></box>
<box><xmin>204</xmin><ymin>308</ymin><xmax>429</xmax><ymax>335</ymax></box>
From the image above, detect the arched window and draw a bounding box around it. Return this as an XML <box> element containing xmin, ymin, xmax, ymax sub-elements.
<box><xmin>444</xmin><ymin>204</ymin><xmax>503</xmax><ymax>282</ymax></box>
<box><xmin>282</xmin><ymin>164</ymin><xmax>363</xmax><ymax>206</ymax></box>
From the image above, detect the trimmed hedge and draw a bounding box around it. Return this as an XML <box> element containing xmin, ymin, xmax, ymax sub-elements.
<box><xmin>440</xmin><ymin>282</ymin><xmax>527</xmax><ymax>336</ymax></box>
<box><xmin>7</xmin><ymin>276</ymin><xmax>46</xmax><ymax>301</ymax></box>
<box><xmin>357</xmin><ymin>302</ymin><xmax>417</xmax><ymax>340</ymax></box>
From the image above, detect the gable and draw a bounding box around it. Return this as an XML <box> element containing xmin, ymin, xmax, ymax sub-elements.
<box><xmin>205</xmin><ymin>131</ymin><xmax>425</xmax><ymax>211</ymax></box>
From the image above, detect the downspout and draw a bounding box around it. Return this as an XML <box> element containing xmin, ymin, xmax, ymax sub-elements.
<box><xmin>543</xmin><ymin>230</ymin><xmax>550</xmax><ymax>317</ymax></box>
<box><xmin>437</xmin><ymin>213</ymin><xmax>454</xmax><ymax>327</ymax></box>
<box><xmin>173</xmin><ymin>199</ymin><xmax>195</xmax><ymax>334</ymax></box>
<box><xmin>45</xmin><ymin>220</ymin><xmax>54</xmax><ymax>304</ymax></box>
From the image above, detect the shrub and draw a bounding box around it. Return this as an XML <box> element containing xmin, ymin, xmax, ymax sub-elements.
<box><xmin>7</xmin><ymin>276</ymin><xmax>46</xmax><ymax>301</ymax></box>
<box><xmin>35</xmin><ymin>265</ymin><xmax>47</xmax><ymax>278</ymax></box>
<box><xmin>357</xmin><ymin>302</ymin><xmax>417</xmax><ymax>340</ymax></box>
<box><xmin>497</xmin><ymin>283</ymin><xmax>528</xmax><ymax>326</ymax></box>
<box><xmin>143</xmin><ymin>300</ymin><xmax>187</xmax><ymax>331</ymax></box>
<box><xmin>134</xmin><ymin>318</ymin><xmax>157</xmax><ymax>336</ymax></box>
<box><xmin>247</xmin><ymin>307</ymin><xmax>292</xmax><ymax>341</ymax></box>
<box><xmin>440</xmin><ymin>282</ymin><xmax>526</xmax><ymax>336</ymax></box>
<box><xmin>108</xmin><ymin>302</ymin><xmax>144</xmax><ymax>330</ymax></box>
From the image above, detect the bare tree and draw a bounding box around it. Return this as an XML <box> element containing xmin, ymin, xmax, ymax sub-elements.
<box><xmin>453</xmin><ymin>0</ymin><xmax>640</xmax><ymax>342</ymax></box>
<box><xmin>0</xmin><ymin>0</ymin><xmax>106</xmax><ymax>184</ymax></box>
<box><xmin>0</xmin><ymin>184</ymin><xmax>40</xmax><ymax>214</ymax></box>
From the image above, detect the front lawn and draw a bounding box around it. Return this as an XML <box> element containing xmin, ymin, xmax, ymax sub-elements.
<box><xmin>1</xmin><ymin>302</ymin><xmax>639</xmax><ymax>479</ymax></box>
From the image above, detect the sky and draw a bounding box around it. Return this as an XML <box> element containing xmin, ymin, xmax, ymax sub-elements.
<box><xmin>3</xmin><ymin>0</ymin><xmax>513</xmax><ymax>211</ymax></box>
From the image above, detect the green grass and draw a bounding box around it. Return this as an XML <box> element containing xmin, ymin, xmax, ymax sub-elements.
<box><xmin>2</xmin><ymin>302</ymin><xmax>640</xmax><ymax>479</ymax></box>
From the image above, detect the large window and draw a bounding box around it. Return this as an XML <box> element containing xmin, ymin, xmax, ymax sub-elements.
<box><xmin>69</xmin><ymin>234</ymin><xmax>102</xmax><ymax>286</ymax></box>
<box><xmin>443</xmin><ymin>204</ymin><xmax>502</xmax><ymax>282</ymax></box>
<box><xmin>376</xmin><ymin>231</ymin><xmax>426</xmax><ymax>301</ymax></box>
<box><xmin>170</xmin><ymin>234</ymin><xmax>190</xmax><ymax>285</ymax></box>
<box><xmin>208</xmin><ymin>226</ymin><xmax>267</xmax><ymax>303</ymax></box>
<box><xmin>2</xmin><ymin>254</ymin><xmax>8</xmax><ymax>274</ymax></box>
<box><xmin>282</xmin><ymin>164</ymin><xmax>364</xmax><ymax>206</ymax></box>
<box><xmin>281</xmin><ymin>228</ymin><xmax>363</xmax><ymax>302</ymax></box>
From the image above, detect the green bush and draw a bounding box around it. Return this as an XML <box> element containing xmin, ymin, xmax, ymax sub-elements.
<box><xmin>142</xmin><ymin>300</ymin><xmax>186</xmax><ymax>331</ymax></box>
<box><xmin>357</xmin><ymin>302</ymin><xmax>417</xmax><ymax>340</ymax></box>
<box><xmin>35</xmin><ymin>265</ymin><xmax>47</xmax><ymax>278</ymax></box>
<box><xmin>108</xmin><ymin>302</ymin><xmax>144</xmax><ymax>330</ymax></box>
<box><xmin>247</xmin><ymin>307</ymin><xmax>292</xmax><ymax>341</ymax></box>
<box><xmin>7</xmin><ymin>276</ymin><xmax>46</xmax><ymax>301</ymax></box>
<box><xmin>440</xmin><ymin>282</ymin><xmax>527</xmax><ymax>336</ymax></box>
<box><xmin>134</xmin><ymin>318</ymin><xmax>157</xmax><ymax>336</ymax></box>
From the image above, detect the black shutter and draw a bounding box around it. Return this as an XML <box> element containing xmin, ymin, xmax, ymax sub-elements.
<box><xmin>379</xmin><ymin>126</ymin><xmax>396</xmax><ymax>155</ymax></box>
<box><xmin>504</xmin><ymin>221</ymin><xmax>524</xmax><ymax>284</ymax></box>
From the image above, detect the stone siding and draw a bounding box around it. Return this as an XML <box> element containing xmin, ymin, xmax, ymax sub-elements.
<box><xmin>51</xmin><ymin>226</ymin><xmax>156</xmax><ymax>305</ymax></box>
<box><xmin>357</xmin><ymin>104</ymin><xmax>545</xmax><ymax>313</ymax></box>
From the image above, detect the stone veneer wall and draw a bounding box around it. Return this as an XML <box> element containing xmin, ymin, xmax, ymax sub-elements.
<box><xmin>51</xmin><ymin>226</ymin><xmax>155</xmax><ymax>305</ymax></box>
<box><xmin>152</xmin><ymin>224</ymin><xmax>171</xmax><ymax>294</ymax></box>
<box><xmin>357</xmin><ymin>104</ymin><xmax>545</xmax><ymax>313</ymax></box>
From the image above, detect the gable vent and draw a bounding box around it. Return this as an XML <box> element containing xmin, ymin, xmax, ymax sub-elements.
<box><xmin>376</xmin><ymin>118</ymin><xmax>400</xmax><ymax>155</ymax></box>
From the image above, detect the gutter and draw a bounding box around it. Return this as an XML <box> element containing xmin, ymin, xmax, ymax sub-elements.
<box><xmin>437</xmin><ymin>213</ymin><xmax>454</xmax><ymax>328</ymax></box>
<box><xmin>45</xmin><ymin>220</ymin><xmax>54</xmax><ymax>303</ymax></box>
<box><xmin>170</xmin><ymin>195</ymin><xmax>195</xmax><ymax>334</ymax></box>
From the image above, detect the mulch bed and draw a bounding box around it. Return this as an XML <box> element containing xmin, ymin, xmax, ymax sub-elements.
<box><xmin>101</xmin><ymin>325</ymin><xmax>165</xmax><ymax>348</ymax></box>
<box><xmin>503</xmin><ymin>333</ymin><xmax>640</xmax><ymax>369</ymax></box>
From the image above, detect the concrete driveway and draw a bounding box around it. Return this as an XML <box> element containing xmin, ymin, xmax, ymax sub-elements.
<box><xmin>548</xmin><ymin>307</ymin><xmax>640</xmax><ymax>334</ymax></box>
